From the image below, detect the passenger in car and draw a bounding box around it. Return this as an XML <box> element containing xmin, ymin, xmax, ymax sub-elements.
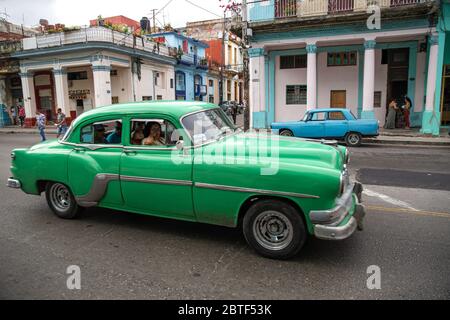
<box><xmin>142</xmin><ymin>122</ymin><xmax>164</xmax><ymax>146</ymax></box>
<box><xmin>131</xmin><ymin>122</ymin><xmax>145</xmax><ymax>145</ymax></box>
<box><xmin>93</xmin><ymin>124</ymin><xmax>107</xmax><ymax>144</ymax></box>
<box><xmin>106</xmin><ymin>121</ymin><xmax>122</xmax><ymax>144</ymax></box>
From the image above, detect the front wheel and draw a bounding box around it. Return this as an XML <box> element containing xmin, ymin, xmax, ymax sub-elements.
<box><xmin>280</xmin><ymin>129</ymin><xmax>294</xmax><ymax>137</ymax></box>
<box><xmin>345</xmin><ymin>132</ymin><xmax>362</xmax><ymax>147</ymax></box>
<box><xmin>243</xmin><ymin>200</ymin><xmax>307</xmax><ymax>260</ymax></box>
<box><xmin>45</xmin><ymin>182</ymin><xmax>82</xmax><ymax>219</ymax></box>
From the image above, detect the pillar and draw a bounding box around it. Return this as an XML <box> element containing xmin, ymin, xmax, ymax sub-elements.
<box><xmin>361</xmin><ymin>39</ymin><xmax>376</xmax><ymax>119</ymax></box>
<box><xmin>53</xmin><ymin>68</ymin><xmax>72</xmax><ymax>122</ymax></box>
<box><xmin>306</xmin><ymin>43</ymin><xmax>317</xmax><ymax>111</ymax></box>
<box><xmin>19</xmin><ymin>71</ymin><xmax>37</xmax><ymax>127</ymax></box>
<box><xmin>248</xmin><ymin>48</ymin><xmax>266</xmax><ymax>129</ymax></box>
<box><xmin>92</xmin><ymin>61</ymin><xmax>112</xmax><ymax>108</ymax></box>
<box><xmin>421</xmin><ymin>35</ymin><xmax>440</xmax><ymax>135</ymax></box>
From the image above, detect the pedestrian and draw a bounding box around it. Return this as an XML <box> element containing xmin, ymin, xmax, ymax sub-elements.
<box><xmin>10</xmin><ymin>106</ymin><xmax>17</xmax><ymax>125</ymax></box>
<box><xmin>36</xmin><ymin>111</ymin><xmax>47</xmax><ymax>142</ymax></box>
<box><xmin>231</xmin><ymin>102</ymin><xmax>238</xmax><ymax>125</ymax></box>
<box><xmin>18</xmin><ymin>105</ymin><xmax>26</xmax><ymax>127</ymax></box>
<box><xmin>402</xmin><ymin>96</ymin><xmax>412</xmax><ymax>130</ymax></box>
<box><xmin>55</xmin><ymin>108</ymin><xmax>68</xmax><ymax>139</ymax></box>
<box><xmin>384</xmin><ymin>99</ymin><xmax>398</xmax><ymax>130</ymax></box>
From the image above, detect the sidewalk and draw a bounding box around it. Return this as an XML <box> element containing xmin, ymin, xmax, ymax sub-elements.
<box><xmin>1</xmin><ymin>125</ymin><xmax>449</xmax><ymax>146</ymax></box>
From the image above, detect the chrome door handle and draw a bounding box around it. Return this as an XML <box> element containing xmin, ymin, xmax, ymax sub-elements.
<box><xmin>124</xmin><ymin>150</ymin><xmax>137</xmax><ymax>156</ymax></box>
<box><xmin>74</xmin><ymin>147</ymin><xmax>85</xmax><ymax>152</ymax></box>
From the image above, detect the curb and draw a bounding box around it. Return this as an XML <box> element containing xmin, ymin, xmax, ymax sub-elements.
<box><xmin>363</xmin><ymin>138</ymin><xmax>450</xmax><ymax>147</ymax></box>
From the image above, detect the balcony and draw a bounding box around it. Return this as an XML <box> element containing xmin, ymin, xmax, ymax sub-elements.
<box><xmin>20</xmin><ymin>26</ymin><xmax>170</xmax><ymax>57</ymax></box>
<box><xmin>168</xmin><ymin>47</ymin><xmax>208</xmax><ymax>69</ymax></box>
<box><xmin>0</xmin><ymin>40</ymin><xmax>23</xmax><ymax>55</ymax></box>
<box><xmin>248</xmin><ymin>0</ymin><xmax>435</xmax><ymax>22</ymax></box>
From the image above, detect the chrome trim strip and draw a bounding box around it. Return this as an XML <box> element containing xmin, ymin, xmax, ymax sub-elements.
<box><xmin>7</xmin><ymin>178</ymin><xmax>21</xmax><ymax>189</ymax></box>
<box><xmin>75</xmin><ymin>174</ymin><xmax>119</xmax><ymax>207</ymax></box>
<box><xmin>124</xmin><ymin>146</ymin><xmax>177</xmax><ymax>151</ymax></box>
<box><xmin>195</xmin><ymin>182</ymin><xmax>320</xmax><ymax>199</ymax></box>
<box><xmin>60</xmin><ymin>141</ymin><xmax>124</xmax><ymax>151</ymax></box>
<box><xmin>121</xmin><ymin>176</ymin><xmax>193</xmax><ymax>186</ymax></box>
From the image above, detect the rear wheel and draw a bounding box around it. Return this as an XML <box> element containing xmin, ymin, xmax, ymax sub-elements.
<box><xmin>243</xmin><ymin>199</ymin><xmax>307</xmax><ymax>260</ymax></box>
<box><xmin>45</xmin><ymin>182</ymin><xmax>81</xmax><ymax>219</ymax></box>
<box><xmin>280</xmin><ymin>129</ymin><xmax>294</xmax><ymax>137</ymax></box>
<box><xmin>345</xmin><ymin>132</ymin><xmax>362</xmax><ymax>147</ymax></box>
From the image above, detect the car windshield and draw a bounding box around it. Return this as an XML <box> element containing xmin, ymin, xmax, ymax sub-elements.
<box><xmin>301</xmin><ymin>112</ymin><xmax>310</xmax><ymax>121</ymax></box>
<box><xmin>182</xmin><ymin>109</ymin><xmax>236</xmax><ymax>145</ymax></box>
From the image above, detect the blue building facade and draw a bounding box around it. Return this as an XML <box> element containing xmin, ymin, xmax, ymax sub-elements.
<box><xmin>247</xmin><ymin>0</ymin><xmax>448</xmax><ymax>136</ymax></box>
<box><xmin>147</xmin><ymin>32</ymin><xmax>209</xmax><ymax>101</ymax></box>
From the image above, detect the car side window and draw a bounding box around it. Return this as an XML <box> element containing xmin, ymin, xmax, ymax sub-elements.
<box><xmin>130</xmin><ymin>119</ymin><xmax>178</xmax><ymax>147</ymax></box>
<box><xmin>310</xmin><ymin>112</ymin><xmax>327</xmax><ymax>121</ymax></box>
<box><xmin>329</xmin><ymin>111</ymin><xmax>346</xmax><ymax>120</ymax></box>
<box><xmin>80</xmin><ymin>120</ymin><xmax>123</xmax><ymax>145</ymax></box>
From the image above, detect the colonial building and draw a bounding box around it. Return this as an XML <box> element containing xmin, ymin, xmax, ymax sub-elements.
<box><xmin>11</xmin><ymin>25</ymin><xmax>176</xmax><ymax>126</ymax></box>
<box><xmin>147</xmin><ymin>31</ymin><xmax>209</xmax><ymax>101</ymax></box>
<box><xmin>186</xmin><ymin>19</ymin><xmax>244</xmax><ymax>105</ymax></box>
<box><xmin>247</xmin><ymin>0</ymin><xmax>448</xmax><ymax>135</ymax></box>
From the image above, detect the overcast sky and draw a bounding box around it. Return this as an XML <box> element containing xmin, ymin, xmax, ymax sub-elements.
<box><xmin>0</xmin><ymin>0</ymin><xmax>226</xmax><ymax>28</ymax></box>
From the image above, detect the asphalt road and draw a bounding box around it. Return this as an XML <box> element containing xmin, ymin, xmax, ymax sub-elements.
<box><xmin>0</xmin><ymin>134</ymin><xmax>449</xmax><ymax>300</ymax></box>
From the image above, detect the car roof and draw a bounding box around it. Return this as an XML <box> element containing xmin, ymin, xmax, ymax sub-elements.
<box><xmin>72</xmin><ymin>101</ymin><xmax>218</xmax><ymax>126</ymax></box>
<box><xmin>308</xmin><ymin>108</ymin><xmax>348</xmax><ymax>113</ymax></box>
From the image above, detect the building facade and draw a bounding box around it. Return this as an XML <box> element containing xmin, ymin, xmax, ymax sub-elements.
<box><xmin>147</xmin><ymin>32</ymin><xmax>209</xmax><ymax>102</ymax></box>
<box><xmin>186</xmin><ymin>19</ymin><xmax>244</xmax><ymax>105</ymax></box>
<box><xmin>10</xmin><ymin>26</ymin><xmax>176</xmax><ymax>126</ymax></box>
<box><xmin>247</xmin><ymin>0</ymin><xmax>448</xmax><ymax>135</ymax></box>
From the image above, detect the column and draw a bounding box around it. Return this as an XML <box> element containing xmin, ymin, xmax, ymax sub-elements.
<box><xmin>19</xmin><ymin>71</ymin><xmax>37</xmax><ymax>127</ymax></box>
<box><xmin>361</xmin><ymin>39</ymin><xmax>376</xmax><ymax>119</ymax></box>
<box><xmin>248</xmin><ymin>48</ymin><xmax>266</xmax><ymax>129</ymax></box>
<box><xmin>306</xmin><ymin>43</ymin><xmax>317</xmax><ymax>111</ymax></box>
<box><xmin>421</xmin><ymin>34</ymin><xmax>440</xmax><ymax>135</ymax></box>
<box><xmin>53</xmin><ymin>67</ymin><xmax>71</xmax><ymax>122</ymax></box>
<box><xmin>0</xmin><ymin>76</ymin><xmax>9</xmax><ymax>127</ymax></box>
<box><xmin>92</xmin><ymin>61</ymin><xmax>112</xmax><ymax>108</ymax></box>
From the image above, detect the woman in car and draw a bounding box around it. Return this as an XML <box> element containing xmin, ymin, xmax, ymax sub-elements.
<box><xmin>142</xmin><ymin>122</ymin><xmax>164</xmax><ymax>146</ymax></box>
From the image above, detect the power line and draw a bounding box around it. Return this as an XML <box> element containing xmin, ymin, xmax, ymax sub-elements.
<box><xmin>184</xmin><ymin>0</ymin><xmax>222</xmax><ymax>18</ymax></box>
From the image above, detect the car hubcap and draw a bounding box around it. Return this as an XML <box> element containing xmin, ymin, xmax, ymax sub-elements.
<box><xmin>349</xmin><ymin>134</ymin><xmax>360</xmax><ymax>145</ymax></box>
<box><xmin>281</xmin><ymin>131</ymin><xmax>293</xmax><ymax>137</ymax></box>
<box><xmin>50</xmin><ymin>183</ymin><xmax>71</xmax><ymax>212</ymax></box>
<box><xmin>253</xmin><ymin>211</ymin><xmax>293</xmax><ymax>251</ymax></box>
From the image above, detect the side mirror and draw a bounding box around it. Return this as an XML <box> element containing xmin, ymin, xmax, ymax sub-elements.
<box><xmin>176</xmin><ymin>137</ymin><xmax>184</xmax><ymax>151</ymax></box>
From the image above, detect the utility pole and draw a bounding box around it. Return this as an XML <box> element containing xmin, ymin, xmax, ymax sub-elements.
<box><xmin>151</xmin><ymin>9</ymin><xmax>157</xmax><ymax>33</ymax></box>
<box><xmin>220</xmin><ymin>12</ymin><xmax>226</xmax><ymax>105</ymax></box>
<box><xmin>242</xmin><ymin>0</ymin><xmax>250</xmax><ymax>131</ymax></box>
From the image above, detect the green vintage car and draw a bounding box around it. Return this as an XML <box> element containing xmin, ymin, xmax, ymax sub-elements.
<box><xmin>7</xmin><ymin>101</ymin><xmax>365</xmax><ymax>259</ymax></box>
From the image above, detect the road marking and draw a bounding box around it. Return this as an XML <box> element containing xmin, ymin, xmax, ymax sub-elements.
<box><xmin>367</xmin><ymin>206</ymin><xmax>450</xmax><ymax>219</ymax></box>
<box><xmin>363</xmin><ymin>188</ymin><xmax>419</xmax><ymax>212</ymax></box>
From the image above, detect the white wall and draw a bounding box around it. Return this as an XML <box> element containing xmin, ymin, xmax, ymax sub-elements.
<box><xmin>274</xmin><ymin>55</ymin><xmax>308</xmax><ymax>122</ymax></box>
<box><xmin>374</xmin><ymin>49</ymin><xmax>388</xmax><ymax>126</ymax></box>
<box><xmin>317</xmin><ymin>52</ymin><xmax>359</xmax><ymax>116</ymax></box>
<box><xmin>66</xmin><ymin>67</ymin><xmax>95</xmax><ymax>113</ymax></box>
<box><xmin>415</xmin><ymin>51</ymin><xmax>426</xmax><ymax>113</ymax></box>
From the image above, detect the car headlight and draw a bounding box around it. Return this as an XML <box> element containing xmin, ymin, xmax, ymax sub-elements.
<box><xmin>339</xmin><ymin>170</ymin><xmax>350</xmax><ymax>196</ymax></box>
<box><xmin>344</xmin><ymin>148</ymin><xmax>350</xmax><ymax>165</ymax></box>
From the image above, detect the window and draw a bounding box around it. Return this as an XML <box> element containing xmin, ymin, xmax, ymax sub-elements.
<box><xmin>209</xmin><ymin>79</ymin><xmax>214</xmax><ymax>87</ymax></box>
<box><xmin>110</xmin><ymin>70</ymin><xmax>118</xmax><ymax>76</ymax></box>
<box><xmin>157</xmin><ymin>95</ymin><xmax>163</xmax><ymax>100</ymax></box>
<box><xmin>309</xmin><ymin>112</ymin><xmax>327</xmax><ymax>121</ymax></box>
<box><xmin>68</xmin><ymin>71</ymin><xmax>88</xmax><ymax>81</ymax></box>
<box><xmin>176</xmin><ymin>72</ymin><xmax>186</xmax><ymax>91</ymax></box>
<box><xmin>286</xmin><ymin>85</ymin><xmax>307</xmax><ymax>105</ymax></box>
<box><xmin>280</xmin><ymin>55</ymin><xmax>307</xmax><ymax>69</ymax></box>
<box><xmin>80</xmin><ymin>120</ymin><xmax>122</xmax><ymax>145</ymax></box>
<box><xmin>327</xmin><ymin>52</ymin><xmax>357</xmax><ymax>67</ymax></box>
<box><xmin>112</xmin><ymin>96</ymin><xmax>119</xmax><ymax>104</ymax></box>
<box><xmin>142</xmin><ymin>96</ymin><xmax>153</xmax><ymax>101</ymax></box>
<box><xmin>170</xmin><ymin>78</ymin><xmax>174</xmax><ymax>89</ymax></box>
<box><xmin>329</xmin><ymin>111</ymin><xmax>346</xmax><ymax>120</ymax></box>
<box><xmin>374</xmin><ymin>91</ymin><xmax>382</xmax><ymax>108</ymax></box>
<box><xmin>130</xmin><ymin>119</ymin><xmax>178</xmax><ymax>146</ymax></box>
<box><xmin>209</xmin><ymin>95</ymin><xmax>214</xmax><ymax>103</ymax></box>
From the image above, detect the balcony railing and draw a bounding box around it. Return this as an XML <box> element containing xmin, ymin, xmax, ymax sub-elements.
<box><xmin>0</xmin><ymin>40</ymin><xmax>23</xmax><ymax>54</ymax></box>
<box><xmin>21</xmin><ymin>26</ymin><xmax>170</xmax><ymax>57</ymax></box>
<box><xmin>275</xmin><ymin>0</ymin><xmax>297</xmax><ymax>18</ymax></box>
<box><xmin>249</xmin><ymin>0</ymin><xmax>434</xmax><ymax>22</ymax></box>
<box><xmin>168</xmin><ymin>48</ymin><xmax>208</xmax><ymax>68</ymax></box>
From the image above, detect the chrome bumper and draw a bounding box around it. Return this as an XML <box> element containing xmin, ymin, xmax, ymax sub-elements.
<box><xmin>311</xmin><ymin>183</ymin><xmax>366</xmax><ymax>241</ymax></box>
<box><xmin>6</xmin><ymin>178</ymin><xmax>21</xmax><ymax>189</ymax></box>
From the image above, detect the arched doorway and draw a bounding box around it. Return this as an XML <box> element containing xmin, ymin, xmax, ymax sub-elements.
<box><xmin>34</xmin><ymin>71</ymin><xmax>55</xmax><ymax>121</ymax></box>
<box><xmin>194</xmin><ymin>74</ymin><xmax>203</xmax><ymax>101</ymax></box>
<box><xmin>175</xmin><ymin>71</ymin><xmax>186</xmax><ymax>100</ymax></box>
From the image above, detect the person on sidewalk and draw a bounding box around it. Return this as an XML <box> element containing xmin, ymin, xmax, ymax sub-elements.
<box><xmin>36</xmin><ymin>111</ymin><xmax>47</xmax><ymax>142</ymax></box>
<box><xmin>402</xmin><ymin>96</ymin><xmax>412</xmax><ymax>130</ymax></box>
<box><xmin>385</xmin><ymin>99</ymin><xmax>398</xmax><ymax>130</ymax></box>
<box><xmin>10</xmin><ymin>106</ymin><xmax>17</xmax><ymax>125</ymax></box>
<box><xmin>55</xmin><ymin>108</ymin><xmax>68</xmax><ymax>139</ymax></box>
<box><xmin>18</xmin><ymin>106</ymin><xmax>26</xmax><ymax>127</ymax></box>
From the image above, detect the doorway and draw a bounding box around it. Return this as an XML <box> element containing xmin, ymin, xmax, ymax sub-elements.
<box><xmin>331</xmin><ymin>90</ymin><xmax>347</xmax><ymax>108</ymax></box>
<box><xmin>34</xmin><ymin>71</ymin><xmax>55</xmax><ymax>121</ymax></box>
<box><xmin>440</xmin><ymin>65</ymin><xmax>450</xmax><ymax>126</ymax></box>
<box><xmin>385</xmin><ymin>48</ymin><xmax>409</xmax><ymax>106</ymax></box>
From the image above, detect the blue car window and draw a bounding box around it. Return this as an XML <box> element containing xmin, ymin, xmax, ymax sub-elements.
<box><xmin>310</xmin><ymin>112</ymin><xmax>327</xmax><ymax>121</ymax></box>
<box><xmin>329</xmin><ymin>112</ymin><xmax>346</xmax><ymax>120</ymax></box>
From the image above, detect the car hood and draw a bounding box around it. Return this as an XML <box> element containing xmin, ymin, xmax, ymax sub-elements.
<box><xmin>198</xmin><ymin>132</ymin><xmax>345</xmax><ymax>171</ymax></box>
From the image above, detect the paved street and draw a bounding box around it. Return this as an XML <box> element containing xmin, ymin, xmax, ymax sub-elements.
<box><xmin>0</xmin><ymin>134</ymin><xmax>449</xmax><ymax>299</ymax></box>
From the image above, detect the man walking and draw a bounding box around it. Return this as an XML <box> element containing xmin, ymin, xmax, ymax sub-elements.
<box><xmin>55</xmin><ymin>108</ymin><xmax>68</xmax><ymax>139</ymax></box>
<box><xmin>18</xmin><ymin>105</ymin><xmax>26</xmax><ymax>127</ymax></box>
<box><xmin>36</xmin><ymin>111</ymin><xmax>46</xmax><ymax>142</ymax></box>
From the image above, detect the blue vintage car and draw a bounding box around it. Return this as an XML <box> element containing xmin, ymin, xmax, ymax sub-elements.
<box><xmin>271</xmin><ymin>109</ymin><xmax>379</xmax><ymax>147</ymax></box>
